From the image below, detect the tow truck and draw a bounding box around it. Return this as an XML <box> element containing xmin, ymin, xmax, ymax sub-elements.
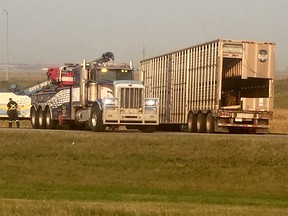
<box><xmin>30</xmin><ymin>52</ymin><xmax>159</xmax><ymax>132</ymax></box>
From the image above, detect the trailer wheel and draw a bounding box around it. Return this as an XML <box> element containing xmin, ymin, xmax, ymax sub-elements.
<box><xmin>187</xmin><ymin>112</ymin><xmax>197</xmax><ymax>132</ymax></box>
<box><xmin>38</xmin><ymin>108</ymin><xmax>46</xmax><ymax>129</ymax></box>
<box><xmin>90</xmin><ymin>105</ymin><xmax>105</xmax><ymax>132</ymax></box>
<box><xmin>45</xmin><ymin>108</ymin><xmax>57</xmax><ymax>129</ymax></box>
<box><xmin>31</xmin><ymin>107</ymin><xmax>39</xmax><ymax>129</ymax></box>
<box><xmin>206</xmin><ymin>113</ymin><xmax>215</xmax><ymax>133</ymax></box>
<box><xmin>197</xmin><ymin>113</ymin><xmax>206</xmax><ymax>133</ymax></box>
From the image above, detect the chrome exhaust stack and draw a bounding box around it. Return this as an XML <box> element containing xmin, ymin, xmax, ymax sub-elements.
<box><xmin>80</xmin><ymin>59</ymin><xmax>88</xmax><ymax>108</ymax></box>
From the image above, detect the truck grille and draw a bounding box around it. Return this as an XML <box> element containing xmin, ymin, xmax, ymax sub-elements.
<box><xmin>120</xmin><ymin>88</ymin><xmax>143</xmax><ymax>109</ymax></box>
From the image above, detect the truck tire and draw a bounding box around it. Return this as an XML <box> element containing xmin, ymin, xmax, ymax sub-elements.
<box><xmin>187</xmin><ymin>112</ymin><xmax>197</xmax><ymax>132</ymax></box>
<box><xmin>45</xmin><ymin>108</ymin><xmax>57</xmax><ymax>129</ymax></box>
<box><xmin>38</xmin><ymin>108</ymin><xmax>46</xmax><ymax>129</ymax></box>
<box><xmin>196</xmin><ymin>113</ymin><xmax>206</xmax><ymax>133</ymax></box>
<box><xmin>90</xmin><ymin>105</ymin><xmax>105</xmax><ymax>132</ymax></box>
<box><xmin>31</xmin><ymin>107</ymin><xmax>39</xmax><ymax>129</ymax></box>
<box><xmin>206</xmin><ymin>113</ymin><xmax>215</xmax><ymax>133</ymax></box>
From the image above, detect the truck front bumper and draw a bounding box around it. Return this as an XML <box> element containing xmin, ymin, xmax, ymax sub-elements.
<box><xmin>103</xmin><ymin>108</ymin><xmax>159</xmax><ymax>125</ymax></box>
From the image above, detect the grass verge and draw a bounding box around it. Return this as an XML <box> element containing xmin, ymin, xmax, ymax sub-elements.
<box><xmin>0</xmin><ymin>131</ymin><xmax>287</xmax><ymax>215</ymax></box>
<box><xmin>1</xmin><ymin>199</ymin><xmax>288</xmax><ymax>216</ymax></box>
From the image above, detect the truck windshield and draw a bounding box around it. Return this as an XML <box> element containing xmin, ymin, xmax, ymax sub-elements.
<box><xmin>91</xmin><ymin>69</ymin><xmax>133</xmax><ymax>82</ymax></box>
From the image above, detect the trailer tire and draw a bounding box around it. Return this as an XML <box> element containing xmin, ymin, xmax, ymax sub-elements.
<box><xmin>31</xmin><ymin>107</ymin><xmax>39</xmax><ymax>129</ymax></box>
<box><xmin>206</xmin><ymin>113</ymin><xmax>215</xmax><ymax>133</ymax></box>
<box><xmin>197</xmin><ymin>113</ymin><xmax>206</xmax><ymax>133</ymax></box>
<box><xmin>187</xmin><ymin>112</ymin><xmax>197</xmax><ymax>132</ymax></box>
<box><xmin>45</xmin><ymin>108</ymin><xmax>57</xmax><ymax>129</ymax></box>
<box><xmin>90</xmin><ymin>105</ymin><xmax>105</xmax><ymax>132</ymax></box>
<box><xmin>38</xmin><ymin>108</ymin><xmax>46</xmax><ymax>129</ymax></box>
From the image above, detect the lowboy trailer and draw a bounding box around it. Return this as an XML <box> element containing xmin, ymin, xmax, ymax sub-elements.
<box><xmin>139</xmin><ymin>39</ymin><xmax>275</xmax><ymax>133</ymax></box>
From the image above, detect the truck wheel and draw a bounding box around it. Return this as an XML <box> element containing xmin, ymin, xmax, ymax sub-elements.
<box><xmin>187</xmin><ymin>112</ymin><xmax>197</xmax><ymax>132</ymax></box>
<box><xmin>31</xmin><ymin>107</ymin><xmax>39</xmax><ymax>129</ymax></box>
<box><xmin>45</xmin><ymin>108</ymin><xmax>57</xmax><ymax>129</ymax></box>
<box><xmin>206</xmin><ymin>113</ymin><xmax>215</xmax><ymax>133</ymax></box>
<box><xmin>38</xmin><ymin>108</ymin><xmax>46</xmax><ymax>129</ymax></box>
<box><xmin>197</xmin><ymin>113</ymin><xmax>206</xmax><ymax>133</ymax></box>
<box><xmin>90</xmin><ymin>105</ymin><xmax>105</xmax><ymax>132</ymax></box>
<box><xmin>140</xmin><ymin>126</ymin><xmax>155</xmax><ymax>133</ymax></box>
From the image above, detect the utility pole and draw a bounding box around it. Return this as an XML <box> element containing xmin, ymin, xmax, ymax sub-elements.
<box><xmin>3</xmin><ymin>9</ymin><xmax>9</xmax><ymax>81</ymax></box>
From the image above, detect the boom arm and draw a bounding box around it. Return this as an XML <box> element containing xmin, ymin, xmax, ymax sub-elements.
<box><xmin>89</xmin><ymin>52</ymin><xmax>114</xmax><ymax>64</ymax></box>
<box><xmin>8</xmin><ymin>81</ymin><xmax>49</xmax><ymax>96</ymax></box>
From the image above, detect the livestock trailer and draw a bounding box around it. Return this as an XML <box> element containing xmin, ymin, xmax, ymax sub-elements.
<box><xmin>139</xmin><ymin>39</ymin><xmax>275</xmax><ymax>133</ymax></box>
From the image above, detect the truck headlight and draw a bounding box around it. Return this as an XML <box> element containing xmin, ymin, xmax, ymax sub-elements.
<box><xmin>145</xmin><ymin>99</ymin><xmax>157</xmax><ymax>106</ymax></box>
<box><xmin>104</xmin><ymin>98</ymin><xmax>116</xmax><ymax>105</ymax></box>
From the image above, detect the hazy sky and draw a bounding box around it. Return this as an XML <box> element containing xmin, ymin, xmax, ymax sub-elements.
<box><xmin>0</xmin><ymin>0</ymin><xmax>287</xmax><ymax>67</ymax></box>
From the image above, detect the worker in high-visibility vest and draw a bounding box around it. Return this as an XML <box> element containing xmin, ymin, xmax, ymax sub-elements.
<box><xmin>7</xmin><ymin>98</ymin><xmax>20</xmax><ymax>128</ymax></box>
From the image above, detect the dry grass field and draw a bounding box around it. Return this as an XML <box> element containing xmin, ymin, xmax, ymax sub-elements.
<box><xmin>270</xmin><ymin>109</ymin><xmax>288</xmax><ymax>134</ymax></box>
<box><xmin>0</xmin><ymin>199</ymin><xmax>287</xmax><ymax>216</ymax></box>
<box><xmin>0</xmin><ymin>70</ymin><xmax>46</xmax><ymax>91</ymax></box>
<box><xmin>0</xmin><ymin>131</ymin><xmax>287</xmax><ymax>215</ymax></box>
